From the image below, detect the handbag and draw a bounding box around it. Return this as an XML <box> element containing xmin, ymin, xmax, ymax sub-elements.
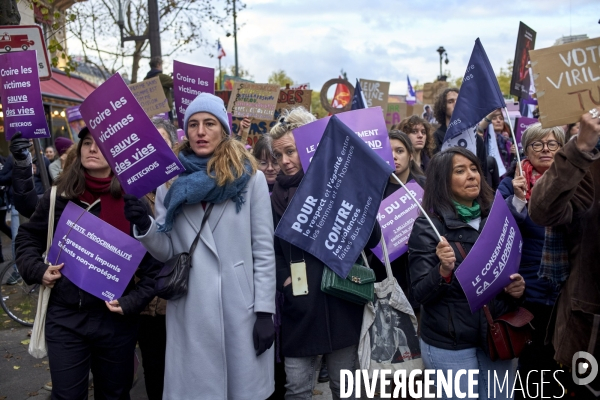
<box><xmin>359</xmin><ymin>236</ymin><xmax>423</xmax><ymax>377</ymax></box>
<box><xmin>321</xmin><ymin>251</ymin><xmax>375</xmax><ymax>305</ymax></box>
<box><xmin>29</xmin><ymin>186</ymin><xmax>57</xmax><ymax>359</ymax></box>
<box><xmin>454</xmin><ymin>241</ymin><xmax>533</xmax><ymax>361</ymax></box>
<box><xmin>155</xmin><ymin>203</ymin><xmax>214</xmax><ymax>300</ymax></box>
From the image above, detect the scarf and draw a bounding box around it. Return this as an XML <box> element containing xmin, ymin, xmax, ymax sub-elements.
<box><xmin>79</xmin><ymin>173</ymin><xmax>129</xmax><ymax>234</ymax></box>
<box><xmin>452</xmin><ymin>200</ymin><xmax>481</xmax><ymax>223</ymax></box>
<box><xmin>159</xmin><ymin>151</ymin><xmax>252</xmax><ymax>232</ymax></box>
<box><xmin>271</xmin><ymin>170</ymin><xmax>304</xmax><ymax>218</ymax></box>
<box><xmin>521</xmin><ymin>159</ymin><xmax>542</xmax><ymax>201</ymax></box>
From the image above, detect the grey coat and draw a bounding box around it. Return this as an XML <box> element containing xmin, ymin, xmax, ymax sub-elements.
<box><xmin>135</xmin><ymin>172</ymin><xmax>275</xmax><ymax>400</ymax></box>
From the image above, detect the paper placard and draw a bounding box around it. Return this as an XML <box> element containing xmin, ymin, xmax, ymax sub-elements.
<box><xmin>227</xmin><ymin>82</ymin><xmax>280</xmax><ymax>119</ymax></box>
<box><xmin>128</xmin><ymin>77</ymin><xmax>170</xmax><ymax>117</ymax></box>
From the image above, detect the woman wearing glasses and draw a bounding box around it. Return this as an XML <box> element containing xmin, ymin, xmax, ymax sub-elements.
<box><xmin>497</xmin><ymin>123</ymin><xmax>567</xmax><ymax>398</ymax></box>
<box><xmin>253</xmin><ymin>136</ymin><xmax>280</xmax><ymax>194</ymax></box>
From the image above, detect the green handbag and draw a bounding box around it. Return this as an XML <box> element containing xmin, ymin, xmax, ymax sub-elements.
<box><xmin>321</xmin><ymin>252</ymin><xmax>375</xmax><ymax>305</ymax></box>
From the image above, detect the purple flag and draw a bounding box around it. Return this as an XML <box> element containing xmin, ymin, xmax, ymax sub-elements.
<box><xmin>47</xmin><ymin>202</ymin><xmax>147</xmax><ymax>302</ymax></box>
<box><xmin>173</xmin><ymin>61</ymin><xmax>214</xmax><ymax>129</ymax></box>
<box><xmin>454</xmin><ymin>191</ymin><xmax>523</xmax><ymax>313</ymax></box>
<box><xmin>372</xmin><ymin>181</ymin><xmax>424</xmax><ymax>263</ymax></box>
<box><xmin>0</xmin><ymin>51</ymin><xmax>50</xmax><ymax>140</ymax></box>
<box><xmin>515</xmin><ymin>117</ymin><xmax>538</xmax><ymax>152</ymax></box>
<box><xmin>79</xmin><ymin>74</ymin><xmax>184</xmax><ymax>198</ymax></box>
<box><xmin>293</xmin><ymin>107</ymin><xmax>394</xmax><ymax>172</ymax></box>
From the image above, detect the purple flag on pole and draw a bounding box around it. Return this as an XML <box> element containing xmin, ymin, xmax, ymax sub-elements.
<box><xmin>173</xmin><ymin>61</ymin><xmax>214</xmax><ymax>129</ymax></box>
<box><xmin>293</xmin><ymin>107</ymin><xmax>394</xmax><ymax>172</ymax></box>
<box><xmin>371</xmin><ymin>181</ymin><xmax>424</xmax><ymax>263</ymax></box>
<box><xmin>47</xmin><ymin>202</ymin><xmax>147</xmax><ymax>302</ymax></box>
<box><xmin>0</xmin><ymin>51</ymin><xmax>50</xmax><ymax>140</ymax></box>
<box><xmin>515</xmin><ymin>117</ymin><xmax>538</xmax><ymax>152</ymax></box>
<box><xmin>79</xmin><ymin>74</ymin><xmax>184</xmax><ymax>198</ymax></box>
<box><xmin>454</xmin><ymin>191</ymin><xmax>523</xmax><ymax>313</ymax></box>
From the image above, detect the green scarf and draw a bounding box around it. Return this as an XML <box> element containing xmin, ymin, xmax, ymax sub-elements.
<box><xmin>453</xmin><ymin>200</ymin><xmax>481</xmax><ymax>222</ymax></box>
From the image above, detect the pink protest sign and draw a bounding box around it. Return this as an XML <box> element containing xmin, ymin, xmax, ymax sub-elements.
<box><xmin>293</xmin><ymin>107</ymin><xmax>394</xmax><ymax>172</ymax></box>
<box><xmin>0</xmin><ymin>51</ymin><xmax>50</xmax><ymax>139</ymax></box>
<box><xmin>372</xmin><ymin>181</ymin><xmax>424</xmax><ymax>263</ymax></box>
<box><xmin>173</xmin><ymin>61</ymin><xmax>214</xmax><ymax>129</ymax></box>
<box><xmin>79</xmin><ymin>74</ymin><xmax>184</xmax><ymax>198</ymax></box>
<box><xmin>47</xmin><ymin>202</ymin><xmax>146</xmax><ymax>302</ymax></box>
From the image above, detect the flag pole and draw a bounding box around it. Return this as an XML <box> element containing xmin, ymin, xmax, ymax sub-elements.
<box><xmin>502</xmin><ymin>107</ymin><xmax>524</xmax><ymax>176</ymax></box>
<box><xmin>391</xmin><ymin>173</ymin><xmax>442</xmax><ymax>241</ymax></box>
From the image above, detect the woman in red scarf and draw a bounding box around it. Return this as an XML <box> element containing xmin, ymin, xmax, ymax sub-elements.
<box><xmin>16</xmin><ymin>127</ymin><xmax>160</xmax><ymax>400</ymax></box>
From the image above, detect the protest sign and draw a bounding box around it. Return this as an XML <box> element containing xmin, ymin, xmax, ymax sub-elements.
<box><xmin>293</xmin><ymin>107</ymin><xmax>394</xmax><ymax>171</ymax></box>
<box><xmin>223</xmin><ymin>74</ymin><xmax>253</xmax><ymax>91</ymax></box>
<box><xmin>173</xmin><ymin>61</ymin><xmax>214</xmax><ymax>129</ymax></box>
<box><xmin>79</xmin><ymin>73</ymin><xmax>184</xmax><ymax>198</ymax></box>
<box><xmin>454</xmin><ymin>191</ymin><xmax>523</xmax><ymax>313</ymax></box>
<box><xmin>128</xmin><ymin>76</ymin><xmax>170</xmax><ymax>117</ymax></box>
<box><xmin>486</xmin><ymin>125</ymin><xmax>507</xmax><ymax>177</ymax></box>
<box><xmin>0</xmin><ymin>50</ymin><xmax>50</xmax><ymax>140</ymax></box>
<box><xmin>47</xmin><ymin>202</ymin><xmax>146</xmax><ymax>302</ymax></box>
<box><xmin>275</xmin><ymin>116</ymin><xmax>393</xmax><ymax>278</ymax></box>
<box><xmin>359</xmin><ymin>79</ymin><xmax>390</xmax><ymax>114</ymax></box>
<box><xmin>529</xmin><ymin>37</ymin><xmax>600</xmax><ymax>128</ymax></box>
<box><xmin>386</xmin><ymin>103</ymin><xmax>405</xmax><ymax>129</ymax></box>
<box><xmin>371</xmin><ymin>181</ymin><xmax>423</xmax><ymax>263</ymax></box>
<box><xmin>227</xmin><ymin>82</ymin><xmax>280</xmax><ymax>120</ymax></box>
<box><xmin>515</xmin><ymin>117</ymin><xmax>538</xmax><ymax>152</ymax></box>
<box><xmin>510</xmin><ymin>22</ymin><xmax>536</xmax><ymax>99</ymax></box>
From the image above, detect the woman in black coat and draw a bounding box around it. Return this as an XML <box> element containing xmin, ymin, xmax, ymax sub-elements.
<box><xmin>15</xmin><ymin>127</ymin><xmax>160</xmax><ymax>400</ymax></box>
<box><xmin>408</xmin><ymin>147</ymin><xmax>525</xmax><ymax>400</ymax></box>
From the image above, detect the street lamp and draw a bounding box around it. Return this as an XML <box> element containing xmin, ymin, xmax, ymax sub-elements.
<box><xmin>436</xmin><ymin>46</ymin><xmax>449</xmax><ymax>81</ymax></box>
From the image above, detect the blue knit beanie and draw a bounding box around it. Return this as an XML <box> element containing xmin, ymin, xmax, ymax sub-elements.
<box><xmin>183</xmin><ymin>93</ymin><xmax>231</xmax><ymax>136</ymax></box>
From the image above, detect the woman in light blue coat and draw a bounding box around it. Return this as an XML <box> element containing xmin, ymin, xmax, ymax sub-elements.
<box><xmin>124</xmin><ymin>93</ymin><xmax>276</xmax><ymax>400</ymax></box>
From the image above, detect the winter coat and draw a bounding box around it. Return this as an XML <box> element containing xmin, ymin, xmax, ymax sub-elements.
<box><xmin>15</xmin><ymin>189</ymin><xmax>160</xmax><ymax>315</ymax></box>
<box><xmin>33</xmin><ymin>156</ymin><xmax>50</xmax><ymax>195</ymax></box>
<box><xmin>498</xmin><ymin>176</ymin><xmax>560</xmax><ymax>306</ymax></box>
<box><xmin>135</xmin><ymin>172</ymin><xmax>276</xmax><ymax>400</ymax></box>
<box><xmin>529</xmin><ymin>139</ymin><xmax>600</xmax><ymax>366</ymax></box>
<box><xmin>274</xmin><ymin>211</ymin><xmax>381</xmax><ymax>358</ymax></box>
<box><xmin>11</xmin><ymin>157</ymin><xmax>39</xmax><ymax>218</ymax></box>
<box><xmin>408</xmin><ymin>210</ymin><xmax>521</xmax><ymax>351</ymax></box>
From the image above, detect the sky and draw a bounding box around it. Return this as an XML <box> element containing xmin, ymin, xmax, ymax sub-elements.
<box><xmin>72</xmin><ymin>0</ymin><xmax>600</xmax><ymax>95</ymax></box>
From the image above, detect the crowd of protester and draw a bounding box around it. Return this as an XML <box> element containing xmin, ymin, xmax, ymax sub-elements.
<box><xmin>1</xmin><ymin>73</ymin><xmax>599</xmax><ymax>400</ymax></box>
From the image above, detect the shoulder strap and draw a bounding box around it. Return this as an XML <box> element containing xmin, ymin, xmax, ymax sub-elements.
<box><xmin>188</xmin><ymin>203</ymin><xmax>214</xmax><ymax>258</ymax></box>
<box><xmin>454</xmin><ymin>241</ymin><xmax>467</xmax><ymax>260</ymax></box>
<box><xmin>44</xmin><ymin>186</ymin><xmax>58</xmax><ymax>263</ymax></box>
<box><xmin>483</xmin><ymin>305</ymin><xmax>495</xmax><ymax>326</ymax></box>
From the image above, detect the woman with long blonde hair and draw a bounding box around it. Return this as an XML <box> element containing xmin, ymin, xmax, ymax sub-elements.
<box><xmin>124</xmin><ymin>93</ymin><xmax>276</xmax><ymax>399</ymax></box>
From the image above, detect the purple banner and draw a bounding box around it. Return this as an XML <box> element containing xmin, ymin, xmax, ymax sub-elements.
<box><xmin>79</xmin><ymin>74</ymin><xmax>184</xmax><ymax>198</ymax></box>
<box><xmin>293</xmin><ymin>107</ymin><xmax>394</xmax><ymax>171</ymax></box>
<box><xmin>47</xmin><ymin>202</ymin><xmax>146</xmax><ymax>302</ymax></box>
<box><xmin>515</xmin><ymin>117</ymin><xmax>538</xmax><ymax>152</ymax></box>
<box><xmin>0</xmin><ymin>51</ymin><xmax>50</xmax><ymax>140</ymax></box>
<box><xmin>173</xmin><ymin>61</ymin><xmax>214</xmax><ymax>129</ymax></box>
<box><xmin>454</xmin><ymin>191</ymin><xmax>523</xmax><ymax>313</ymax></box>
<box><xmin>372</xmin><ymin>181</ymin><xmax>423</xmax><ymax>263</ymax></box>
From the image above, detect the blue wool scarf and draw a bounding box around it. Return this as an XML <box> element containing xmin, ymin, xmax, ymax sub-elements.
<box><xmin>158</xmin><ymin>151</ymin><xmax>251</xmax><ymax>232</ymax></box>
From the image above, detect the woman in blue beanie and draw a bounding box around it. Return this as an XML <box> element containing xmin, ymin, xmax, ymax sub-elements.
<box><xmin>124</xmin><ymin>93</ymin><xmax>276</xmax><ymax>399</ymax></box>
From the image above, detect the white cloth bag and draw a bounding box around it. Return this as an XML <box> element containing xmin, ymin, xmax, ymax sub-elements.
<box><xmin>29</xmin><ymin>186</ymin><xmax>57</xmax><ymax>359</ymax></box>
<box><xmin>358</xmin><ymin>237</ymin><xmax>424</xmax><ymax>376</ymax></box>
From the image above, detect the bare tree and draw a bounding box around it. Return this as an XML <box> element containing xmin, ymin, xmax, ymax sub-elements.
<box><xmin>69</xmin><ymin>0</ymin><xmax>237</xmax><ymax>83</ymax></box>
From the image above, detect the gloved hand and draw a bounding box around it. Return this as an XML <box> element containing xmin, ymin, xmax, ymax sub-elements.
<box><xmin>253</xmin><ymin>312</ymin><xmax>274</xmax><ymax>356</ymax></box>
<box><xmin>10</xmin><ymin>132</ymin><xmax>31</xmax><ymax>162</ymax></box>
<box><xmin>123</xmin><ymin>194</ymin><xmax>151</xmax><ymax>233</ymax></box>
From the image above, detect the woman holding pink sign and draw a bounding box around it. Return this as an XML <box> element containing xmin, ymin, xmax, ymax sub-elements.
<box><xmin>408</xmin><ymin>147</ymin><xmax>525</xmax><ymax>399</ymax></box>
<box><xmin>125</xmin><ymin>93</ymin><xmax>276</xmax><ymax>399</ymax></box>
<box><xmin>16</xmin><ymin>127</ymin><xmax>161</xmax><ymax>400</ymax></box>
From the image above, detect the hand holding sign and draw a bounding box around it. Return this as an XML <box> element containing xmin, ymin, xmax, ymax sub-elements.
<box><xmin>42</xmin><ymin>263</ymin><xmax>64</xmax><ymax>288</ymax></box>
<box><xmin>576</xmin><ymin>110</ymin><xmax>600</xmax><ymax>153</ymax></box>
<box><xmin>504</xmin><ymin>273</ymin><xmax>525</xmax><ymax>298</ymax></box>
<box><xmin>512</xmin><ymin>166</ymin><xmax>527</xmax><ymax>201</ymax></box>
<box><xmin>436</xmin><ymin>237</ymin><xmax>455</xmax><ymax>278</ymax></box>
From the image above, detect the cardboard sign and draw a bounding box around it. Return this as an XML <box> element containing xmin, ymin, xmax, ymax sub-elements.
<box><xmin>79</xmin><ymin>73</ymin><xmax>184</xmax><ymax>198</ymax></box>
<box><xmin>222</xmin><ymin>74</ymin><xmax>253</xmax><ymax>91</ymax></box>
<box><xmin>372</xmin><ymin>181</ymin><xmax>423</xmax><ymax>263</ymax></box>
<box><xmin>454</xmin><ymin>191</ymin><xmax>522</xmax><ymax>313</ymax></box>
<box><xmin>0</xmin><ymin>25</ymin><xmax>51</xmax><ymax>80</ymax></box>
<box><xmin>47</xmin><ymin>202</ymin><xmax>146</xmax><ymax>302</ymax></box>
<box><xmin>0</xmin><ymin>50</ymin><xmax>50</xmax><ymax>139</ymax></box>
<box><xmin>128</xmin><ymin>76</ymin><xmax>170</xmax><ymax>117</ymax></box>
<box><xmin>510</xmin><ymin>22</ymin><xmax>536</xmax><ymax>99</ymax></box>
<box><xmin>385</xmin><ymin>103</ymin><xmax>405</xmax><ymax>129</ymax></box>
<box><xmin>293</xmin><ymin>107</ymin><xmax>395</xmax><ymax>171</ymax></box>
<box><xmin>359</xmin><ymin>79</ymin><xmax>390</xmax><ymax>113</ymax></box>
<box><xmin>173</xmin><ymin>61</ymin><xmax>214</xmax><ymax>129</ymax></box>
<box><xmin>530</xmin><ymin>36</ymin><xmax>600</xmax><ymax>127</ymax></box>
<box><xmin>227</xmin><ymin>82</ymin><xmax>280</xmax><ymax>120</ymax></box>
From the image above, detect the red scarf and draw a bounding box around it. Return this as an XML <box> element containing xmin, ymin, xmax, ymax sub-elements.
<box><xmin>521</xmin><ymin>159</ymin><xmax>542</xmax><ymax>201</ymax></box>
<box><xmin>79</xmin><ymin>173</ymin><xmax>130</xmax><ymax>234</ymax></box>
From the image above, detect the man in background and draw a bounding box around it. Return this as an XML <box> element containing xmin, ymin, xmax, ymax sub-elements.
<box><xmin>144</xmin><ymin>57</ymin><xmax>174</xmax><ymax>122</ymax></box>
